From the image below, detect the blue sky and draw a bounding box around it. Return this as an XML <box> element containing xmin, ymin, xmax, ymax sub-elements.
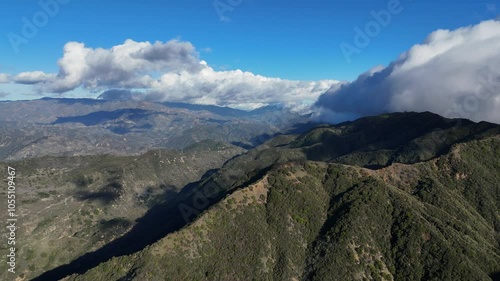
<box><xmin>0</xmin><ymin>0</ymin><xmax>498</xmax><ymax>103</ymax></box>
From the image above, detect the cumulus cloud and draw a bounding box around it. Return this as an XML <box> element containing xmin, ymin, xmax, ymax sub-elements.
<box><xmin>0</xmin><ymin>73</ymin><xmax>10</xmax><ymax>83</ymax></box>
<box><xmin>146</xmin><ymin>63</ymin><xmax>337</xmax><ymax>109</ymax></box>
<box><xmin>14</xmin><ymin>71</ymin><xmax>56</xmax><ymax>84</ymax></box>
<box><xmin>316</xmin><ymin>20</ymin><xmax>500</xmax><ymax>124</ymax></box>
<box><xmin>30</xmin><ymin>39</ymin><xmax>201</xmax><ymax>93</ymax></box>
<box><xmin>95</xmin><ymin>68</ymin><xmax>337</xmax><ymax>110</ymax></box>
<box><xmin>15</xmin><ymin>39</ymin><xmax>338</xmax><ymax>109</ymax></box>
<box><xmin>98</xmin><ymin>89</ymin><xmax>141</xmax><ymax>101</ymax></box>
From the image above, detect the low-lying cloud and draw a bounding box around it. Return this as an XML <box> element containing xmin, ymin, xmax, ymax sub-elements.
<box><xmin>14</xmin><ymin>71</ymin><xmax>56</xmax><ymax>84</ymax></box>
<box><xmin>10</xmin><ymin>39</ymin><xmax>338</xmax><ymax>109</ymax></box>
<box><xmin>316</xmin><ymin>20</ymin><xmax>500</xmax><ymax>123</ymax></box>
<box><xmin>0</xmin><ymin>74</ymin><xmax>10</xmax><ymax>83</ymax></box>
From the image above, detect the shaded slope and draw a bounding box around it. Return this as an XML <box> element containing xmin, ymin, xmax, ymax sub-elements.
<box><xmin>65</xmin><ymin>135</ymin><xmax>500</xmax><ymax>281</ymax></box>
<box><xmin>0</xmin><ymin>142</ymin><xmax>245</xmax><ymax>281</ymax></box>
<box><xmin>294</xmin><ymin>111</ymin><xmax>499</xmax><ymax>167</ymax></box>
<box><xmin>51</xmin><ymin>112</ymin><xmax>500</xmax><ymax>281</ymax></box>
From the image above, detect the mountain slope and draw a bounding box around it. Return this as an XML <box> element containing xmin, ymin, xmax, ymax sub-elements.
<box><xmin>0</xmin><ymin>142</ymin><xmax>245</xmax><ymax>281</ymax></box>
<box><xmin>64</xmin><ymin>135</ymin><xmax>500</xmax><ymax>281</ymax></box>
<box><xmin>28</xmin><ymin>112</ymin><xmax>500</xmax><ymax>281</ymax></box>
<box><xmin>0</xmin><ymin>98</ymin><xmax>310</xmax><ymax>161</ymax></box>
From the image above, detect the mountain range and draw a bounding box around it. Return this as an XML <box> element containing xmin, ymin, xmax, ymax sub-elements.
<box><xmin>0</xmin><ymin>101</ymin><xmax>498</xmax><ymax>281</ymax></box>
<box><xmin>0</xmin><ymin>98</ymin><xmax>313</xmax><ymax>161</ymax></box>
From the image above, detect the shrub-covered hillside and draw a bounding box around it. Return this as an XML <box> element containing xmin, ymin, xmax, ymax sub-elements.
<box><xmin>53</xmin><ymin>113</ymin><xmax>500</xmax><ymax>281</ymax></box>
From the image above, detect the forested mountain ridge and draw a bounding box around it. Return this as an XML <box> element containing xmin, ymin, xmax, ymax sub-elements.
<box><xmin>27</xmin><ymin>112</ymin><xmax>499</xmax><ymax>281</ymax></box>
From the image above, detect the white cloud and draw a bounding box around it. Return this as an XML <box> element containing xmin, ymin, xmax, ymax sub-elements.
<box><xmin>0</xmin><ymin>73</ymin><xmax>10</xmax><ymax>83</ymax></box>
<box><xmin>316</xmin><ymin>20</ymin><xmax>500</xmax><ymax>124</ymax></box>
<box><xmin>15</xmin><ymin>39</ymin><xmax>339</xmax><ymax>109</ymax></box>
<box><xmin>14</xmin><ymin>71</ymin><xmax>56</xmax><ymax>84</ymax></box>
<box><xmin>32</xmin><ymin>39</ymin><xmax>201</xmax><ymax>93</ymax></box>
<box><xmin>147</xmin><ymin>64</ymin><xmax>337</xmax><ymax>109</ymax></box>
